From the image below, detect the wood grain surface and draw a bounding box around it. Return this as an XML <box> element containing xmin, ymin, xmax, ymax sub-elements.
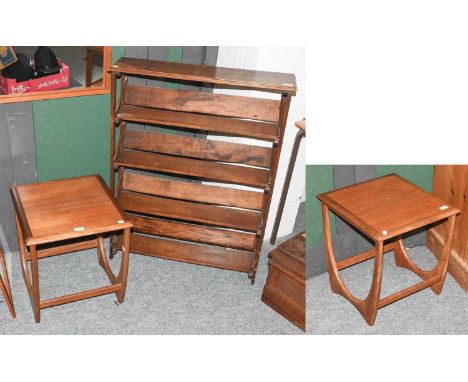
<box><xmin>119</xmin><ymin>191</ymin><xmax>261</xmax><ymax>232</ymax></box>
<box><xmin>122</xmin><ymin>172</ymin><xmax>263</xmax><ymax>211</ymax></box>
<box><xmin>124</xmin><ymin>84</ymin><xmax>281</xmax><ymax>122</ymax></box>
<box><xmin>109</xmin><ymin>57</ymin><xmax>297</xmax><ymax>93</ymax></box>
<box><xmin>124</xmin><ymin>129</ymin><xmax>272</xmax><ymax>167</ymax></box>
<box><xmin>10</xmin><ymin>175</ymin><xmax>132</xmax><ymax>246</ymax></box>
<box><xmin>318</xmin><ymin>174</ymin><xmax>460</xmax><ymax>241</ymax></box>
<box><xmin>115</xmin><ymin>150</ymin><xmax>270</xmax><ymax>188</ymax></box>
<box><xmin>117</xmin><ymin>105</ymin><xmax>279</xmax><ymax>141</ymax></box>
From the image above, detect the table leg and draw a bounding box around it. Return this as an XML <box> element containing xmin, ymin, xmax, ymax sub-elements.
<box><xmin>365</xmin><ymin>241</ymin><xmax>384</xmax><ymax>325</ymax></box>
<box><xmin>432</xmin><ymin>215</ymin><xmax>456</xmax><ymax>294</ymax></box>
<box><xmin>16</xmin><ymin>215</ymin><xmax>42</xmax><ymax>322</ymax></box>
<box><xmin>110</xmin><ymin>166</ymin><xmax>125</xmax><ymax>260</ymax></box>
<box><xmin>116</xmin><ymin>228</ymin><xmax>131</xmax><ymax>303</ymax></box>
<box><xmin>0</xmin><ymin>247</ymin><xmax>16</xmax><ymax>318</ymax></box>
<box><xmin>321</xmin><ymin>204</ymin><xmax>383</xmax><ymax>325</ymax></box>
<box><xmin>96</xmin><ymin>229</ymin><xmax>130</xmax><ymax>303</ymax></box>
<box><xmin>30</xmin><ymin>245</ymin><xmax>41</xmax><ymax>323</ymax></box>
<box><xmin>392</xmin><ymin>215</ymin><xmax>456</xmax><ymax>295</ymax></box>
<box><xmin>393</xmin><ymin>239</ymin><xmax>435</xmax><ymax>279</ymax></box>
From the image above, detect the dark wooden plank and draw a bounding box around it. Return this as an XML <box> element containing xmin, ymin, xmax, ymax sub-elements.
<box><xmin>117</xmin><ymin>105</ymin><xmax>278</xmax><ymax>141</ymax></box>
<box><xmin>124</xmin><ymin>84</ymin><xmax>281</xmax><ymax>122</ymax></box>
<box><xmin>115</xmin><ymin>150</ymin><xmax>270</xmax><ymax>188</ymax></box>
<box><xmin>124</xmin><ymin>129</ymin><xmax>272</xmax><ymax>168</ymax></box>
<box><xmin>129</xmin><ymin>234</ymin><xmax>254</xmax><ymax>273</ymax></box>
<box><xmin>119</xmin><ymin>191</ymin><xmax>261</xmax><ymax>232</ymax></box>
<box><xmin>110</xmin><ymin>57</ymin><xmax>297</xmax><ymax>94</ymax></box>
<box><xmin>126</xmin><ymin>213</ymin><xmax>256</xmax><ymax>251</ymax></box>
<box><xmin>122</xmin><ymin>172</ymin><xmax>263</xmax><ymax>211</ymax></box>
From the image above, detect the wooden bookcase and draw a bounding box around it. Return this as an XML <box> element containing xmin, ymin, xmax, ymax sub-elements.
<box><xmin>108</xmin><ymin>57</ymin><xmax>296</xmax><ymax>283</ymax></box>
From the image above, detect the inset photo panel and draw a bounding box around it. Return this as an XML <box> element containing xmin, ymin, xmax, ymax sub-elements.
<box><xmin>306</xmin><ymin>165</ymin><xmax>468</xmax><ymax>334</ymax></box>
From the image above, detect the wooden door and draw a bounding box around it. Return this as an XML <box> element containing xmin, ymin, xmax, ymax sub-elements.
<box><xmin>427</xmin><ymin>165</ymin><xmax>468</xmax><ymax>290</ymax></box>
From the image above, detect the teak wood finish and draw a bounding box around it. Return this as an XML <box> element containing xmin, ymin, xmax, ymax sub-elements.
<box><xmin>426</xmin><ymin>165</ymin><xmax>468</xmax><ymax>291</ymax></box>
<box><xmin>317</xmin><ymin>174</ymin><xmax>459</xmax><ymax>325</ymax></box>
<box><xmin>10</xmin><ymin>175</ymin><xmax>133</xmax><ymax>323</ymax></box>
<box><xmin>0</xmin><ymin>246</ymin><xmax>16</xmax><ymax>318</ymax></box>
<box><xmin>262</xmin><ymin>231</ymin><xmax>305</xmax><ymax>331</ymax></box>
<box><xmin>108</xmin><ymin>57</ymin><xmax>296</xmax><ymax>283</ymax></box>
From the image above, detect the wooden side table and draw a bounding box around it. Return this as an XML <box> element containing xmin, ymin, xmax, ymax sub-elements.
<box><xmin>317</xmin><ymin>174</ymin><xmax>459</xmax><ymax>325</ymax></box>
<box><xmin>0</xmin><ymin>246</ymin><xmax>15</xmax><ymax>318</ymax></box>
<box><xmin>262</xmin><ymin>231</ymin><xmax>305</xmax><ymax>331</ymax></box>
<box><xmin>10</xmin><ymin>175</ymin><xmax>133</xmax><ymax>323</ymax></box>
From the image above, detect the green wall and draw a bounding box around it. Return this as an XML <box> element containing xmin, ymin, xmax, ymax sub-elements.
<box><xmin>33</xmin><ymin>47</ymin><xmax>126</xmax><ymax>183</ymax></box>
<box><xmin>306</xmin><ymin>165</ymin><xmax>335</xmax><ymax>248</ymax></box>
<box><xmin>306</xmin><ymin>165</ymin><xmax>434</xmax><ymax>247</ymax></box>
<box><xmin>32</xmin><ymin>46</ymin><xmax>190</xmax><ymax>185</ymax></box>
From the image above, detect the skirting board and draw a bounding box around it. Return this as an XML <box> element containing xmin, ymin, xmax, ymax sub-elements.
<box><xmin>427</xmin><ymin>228</ymin><xmax>468</xmax><ymax>291</ymax></box>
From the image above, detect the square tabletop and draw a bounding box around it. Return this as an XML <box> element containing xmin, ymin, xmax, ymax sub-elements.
<box><xmin>317</xmin><ymin>174</ymin><xmax>459</xmax><ymax>241</ymax></box>
<box><xmin>10</xmin><ymin>175</ymin><xmax>132</xmax><ymax>246</ymax></box>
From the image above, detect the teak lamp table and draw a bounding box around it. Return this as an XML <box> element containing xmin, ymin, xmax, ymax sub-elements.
<box><xmin>10</xmin><ymin>175</ymin><xmax>132</xmax><ymax>323</ymax></box>
<box><xmin>317</xmin><ymin>174</ymin><xmax>459</xmax><ymax>326</ymax></box>
<box><xmin>0</xmin><ymin>245</ymin><xmax>16</xmax><ymax>318</ymax></box>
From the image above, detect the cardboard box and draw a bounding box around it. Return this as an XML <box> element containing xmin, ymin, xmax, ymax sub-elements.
<box><xmin>0</xmin><ymin>60</ymin><xmax>69</xmax><ymax>95</ymax></box>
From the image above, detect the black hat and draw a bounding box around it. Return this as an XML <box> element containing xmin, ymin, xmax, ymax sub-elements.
<box><xmin>34</xmin><ymin>46</ymin><xmax>61</xmax><ymax>78</ymax></box>
<box><xmin>1</xmin><ymin>53</ymin><xmax>34</xmax><ymax>83</ymax></box>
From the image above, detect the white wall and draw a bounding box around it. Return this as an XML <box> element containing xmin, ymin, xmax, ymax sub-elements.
<box><xmin>211</xmin><ymin>47</ymin><xmax>306</xmax><ymax>239</ymax></box>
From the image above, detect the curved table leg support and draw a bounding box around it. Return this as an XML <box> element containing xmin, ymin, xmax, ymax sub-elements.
<box><xmin>97</xmin><ymin>228</ymin><xmax>131</xmax><ymax>303</ymax></box>
<box><xmin>322</xmin><ymin>204</ymin><xmax>383</xmax><ymax>325</ymax></box>
<box><xmin>97</xmin><ymin>236</ymin><xmax>118</xmax><ymax>285</ymax></box>
<box><xmin>394</xmin><ymin>239</ymin><xmax>436</xmax><ymax>279</ymax></box>
<box><xmin>393</xmin><ymin>215</ymin><xmax>456</xmax><ymax>294</ymax></box>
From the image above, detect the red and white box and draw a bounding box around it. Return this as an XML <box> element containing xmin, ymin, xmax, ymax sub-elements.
<box><xmin>0</xmin><ymin>60</ymin><xmax>70</xmax><ymax>95</ymax></box>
